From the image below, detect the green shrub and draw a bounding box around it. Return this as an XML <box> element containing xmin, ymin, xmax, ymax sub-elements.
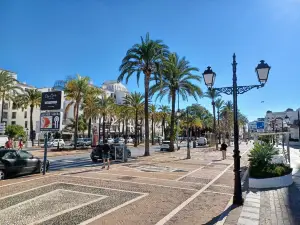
<box><xmin>250</xmin><ymin>163</ymin><xmax>292</xmax><ymax>179</ymax></box>
<box><xmin>258</xmin><ymin>135</ymin><xmax>272</xmax><ymax>144</ymax></box>
<box><xmin>248</xmin><ymin>142</ymin><xmax>278</xmax><ymax>169</ymax></box>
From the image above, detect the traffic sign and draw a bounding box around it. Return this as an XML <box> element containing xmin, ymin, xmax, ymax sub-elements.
<box><xmin>40</xmin><ymin>112</ymin><xmax>62</xmax><ymax>131</ymax></box>
<box><xmin>256</xmin><ymin>121</ymin><xmax>264</xmax><ymax>132</ymax></box>
<box><xmin>41</xmin><ymin>91</ymin><xmax>63</xmax><ymax>111</ymax></box>
<box><xmin>0</xmin><ymin>123</ymin><xmax>6</xmax><ymax>132</ymax></box>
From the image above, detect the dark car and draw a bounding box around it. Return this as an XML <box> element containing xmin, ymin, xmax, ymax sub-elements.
<box><xmin>90</xmin><ymin>144</ymin><xmax>131</xmax><ymax>163</ymax></box>
<box><xmin>0</xmin><ymin>149</ymin><xmax>50</xmax><ymax>180</ymax></box>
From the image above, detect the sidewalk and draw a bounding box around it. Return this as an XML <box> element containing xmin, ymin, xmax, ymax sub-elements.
<box><xmin>223</xmin><ymin>146</ymin><xmax>300</xmax><ymax>225</ymax></box>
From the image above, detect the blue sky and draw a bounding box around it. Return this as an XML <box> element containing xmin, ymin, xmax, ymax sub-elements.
<box><xmin>1</xmin><ymin>0</ymin><xmax>299</xmax><ymax>121</ymax></box>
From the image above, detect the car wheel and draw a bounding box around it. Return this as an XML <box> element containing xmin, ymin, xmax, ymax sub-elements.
<box><xmin>0</xmin><ymin>170</ymin><xmax>5</xmax><ymax>180</ymax></box>
<box><xmin>39</xmin><ymin>163</ymin><xmax>48</xmax><ymax>173</ymax></box>
<box><xmin>127</xmin><ymin>151</ymin><xmax>131</xmax><ymax>158</ymax></box>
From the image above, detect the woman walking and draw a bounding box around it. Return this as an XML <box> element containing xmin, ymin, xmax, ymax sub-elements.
<box><xmin>18</xmin><ymin>139</ymin><xmax>23</xmax><ymax>150</ymax></box>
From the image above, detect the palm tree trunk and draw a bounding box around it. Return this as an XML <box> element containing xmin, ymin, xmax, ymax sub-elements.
<box><xmin>0</xmin><ymin>94</ymin><xmax>5</xmax><ymax>123</ymax></box>
<box><xmin>74</xmin><ymin>103</ymin><xmax>79</xmax><ymax>150</ymax></box>
<box><xmin>88</xmin><ymin>118</ymin><xmax>92</xmax><ymax>138</ymax></box>
<box><xmin>151</xmin><ymin>114</ymin><xmax>154</xmax><ymax>145</ymax></box>
<box><xmin>161</xmin><ymin>120</ymin><xmax>164</xmax><ymax>138</ymax></box>
<box><xmin>134</xmin><ymin>111</ymin><xmax>138</xmax><ymax>147</ymax></box>
<box><xmin>169</xmin><ymin>89</ymin><xmax>176</xmax><ymax>152</ymax></box>
<box><xmin>144</xmin><ymin>74</ymin><xmax>150</xmax><ymax>156</ymax></box>
<box><xmin>125</xmin><ymin>119</ymin><xmax>128</xmax><ymax>144</ymax></box>
<box><xmin>30</xmin><ymin>105</ymin><xmax>34</xmax><ymax>146</ymax></box>
<box><xmin>217</xmin><ymin>111</ymin><xmax>221</xmax><ymax>144</ymax></box>
<box><xmin>98</xmin><ymin>117</ymin><xmax>101</xmax><ymax>144</ymax></box>
<box><xmin>102</xmin><ymin>114</ymin><xmax>106</xmax><ymax>141</ymax></box>
<box><xmin>122</xmin><ymin>119</ymin><xmax>125</xmax><ymax>136</ymax></box>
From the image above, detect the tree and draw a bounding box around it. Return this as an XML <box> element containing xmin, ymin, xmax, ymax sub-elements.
<box><xmin>238</xmin><ymin>111</ymin><xmax>248</xmax><ymax>140</ymax></box>
<box><xmin>5</xmin><ymin>124</ymin><xmax>26</xmax><ymax>141</ymax></box>
<box><xmin>123</xmin><ymin>92</ymin><xmax>144</xmax><ymax>147</ymax></box>
<box><xmin>0</xmin><ymin>71</ymin><xmax>22</xmax><ymax>123</ymax></box>
<box><xmin>150</xmin><ymin>53</ymin><xmax>203</xmax><ymax>151</ymax></box>
<box><xmin>15</xmin><ymin>89</ymin><xmax>42</xmax><ymax>146</ymax></box>
<box><xmin>158</xmin><ymin>105</ymin><xmax>170</xmax><ymax>138</ymax></box>
<box><xmin>215</xmin><ymin>98</ymin><xmax>225</xmax><ymax>144</ymax></box>
<box><xmin>221</xmin><ymin>100</ymin><xmax>234</xmax><ymax>145</ymax></box>
<box><xmin>64</xmin><ymin>115</ymin><xmax>88</xmax><ymax>136</ymax></box>
<box><xmin>118</xmin><ymin>32</ymin><xmax>169</xmax><ymax>156</ymax></box>
<box><xmin>82</xmin><ymin>86</ymin><xmax>103</xmax><ymax>138</ymax></box>
<box><xmin>150</xmin><ymin>104</ymin><xmax>157</xmax><ymax>145</ymax></box>
<box><xmin>204</xmin><ymin>88</ymin><xmax>221</xmax><ymax>150</ymax></box>
<box><xmin>64</xmin><ymin>75</ymin><xmax>90</xmax><ymax>149</ymax></box>
<box><xmin>96</xmin><ymin>94</ymin><xmax>115</xmax><ymax>141</ymax></box>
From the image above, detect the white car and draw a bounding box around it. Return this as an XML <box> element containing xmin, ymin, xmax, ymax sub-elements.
<box><xmin>126</xmin><ymin>137</ymin><xmax>133</xmax><ymax>143</ymax></box>
<box><xmin>197</xmin><ymin>137</ymin><xmax>207</xmax><ymax>146</ymax></box>
<box><xmin>0</xmin><ymin>136</ymin><xmax>8</xmax><ymax>149</ymax></box>
<box><xmin>52</xmin><ymin>139</ymin><xmax>65</xmax><ymax>147</ymax></box>
<box><xmin>107</xmin><ymin>138</ymin><xmax>114</xmax><ymax>144</ymax></box>
<box><xmin>160</xmin><ymin>141</ymin><xmax>178</xmax><ymax>151</ymax></box>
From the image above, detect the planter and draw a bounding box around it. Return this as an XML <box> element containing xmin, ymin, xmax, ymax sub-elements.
<box><xmin>249</xmin><ymin>172</ymin><xmax>293</xmax><ymax>189</ymax></box>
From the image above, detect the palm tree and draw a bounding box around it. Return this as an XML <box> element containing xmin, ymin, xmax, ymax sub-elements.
<box><xmin>204</xmin><ymin>88</ymin><xmax>221</xmax><ymax>150</ymax></box>
<box><xmin>221</xmin><ymin>100</ymin><xmax>233</xmax><ymax>145</ymax></box>
<box><xmin>150</xmin><ymin>53</ymin><xmax>203</xmax><ymax>151</ymax></box>
<box><xmin>215</xmin><ymin>98</ymin><xmax>225</xmax><ymax>144</ymax></box>
<box><xmin>158</xmin><ymin>105</ymin><xmax>170</xmax><ymax>138</ymax></box>
<box><xmin>150</xmin><ymin>104</ymin><xmax>157</xmax><ymax>145</ymax></box>
<box><xmin>0</xmin><ymin>71</ymin><xmax>22</xmax><ymax>123</ymax></box>
<box><xmin>238</xmin><ymin>111</ymin><xmax>248</xmax><ymax>140</ymax></box>
<box><xmin>18</xmin><ymin>89</ymin><xmax>42</xmax><ymax>146</ymax></box>
<box><xmin>118</xmin><ymin>33</ymin><xmax>169</xmax><ymax>156</ymax></box>
<box><xmin>96</xmin><ymin>94</ymin><xmax>115</xmax><ymax>141</ymax></box>
<box><xmin>123</xmin><ymin>92</ymin><xmax>144</xmax><ymax>147</ymax></box>
<box><xmin>82</xmin><ymin>86</ymin><xmax>102</xmax><ymax>138</ymax></box>
<box><xmin>64</xmin><ymin>75</ymin><xmax>90</xmax><ymax>149</ymax></box>
<box><xmin>64</xmin><ymin>115</ymin><xmax>88</xmax><ymax>136</ymax></box>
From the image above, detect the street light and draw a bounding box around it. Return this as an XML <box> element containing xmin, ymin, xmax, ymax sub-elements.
<box><xmin>202</xmin><ymin>54</ymin><xmax>271</xmax><ymax>205</ymax></box>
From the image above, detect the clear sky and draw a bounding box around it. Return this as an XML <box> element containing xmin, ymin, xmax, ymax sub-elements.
<box><xmin>1</xmin><ymin>0</ymin><xmax>299</xmax><ymax>121</ymax></box>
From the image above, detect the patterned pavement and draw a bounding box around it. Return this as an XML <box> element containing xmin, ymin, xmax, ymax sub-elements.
<box><xmin>0</xmin><ymin>143</ymin><xmax>251</xmax><ymax>225</ymax></box>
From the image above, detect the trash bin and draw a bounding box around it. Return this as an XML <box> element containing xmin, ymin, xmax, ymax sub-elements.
<box><xmin>193</xmin><ymin>141</ymin><xmax>196</xmax><ymax>148</ymax></box>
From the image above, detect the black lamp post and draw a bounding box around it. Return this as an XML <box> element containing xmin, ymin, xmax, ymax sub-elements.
<box><xmin>202</xmin><ymin>54</ymin><xmax>271</xmax><ymax>205</ymax></box>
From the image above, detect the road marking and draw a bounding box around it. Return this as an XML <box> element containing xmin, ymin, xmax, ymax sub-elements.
<box><xmin>0</xmin><ymin>174</ymin><xmax>57</xmax><ymax>188</ymax></box>
<box><xmin>63</xmin><ymin>174</ymin><xmax>198</xmax><ymax>191</ymax></box>
<box><xmin>79</xmin><ymin>193</ymin><xmax>149</xmax><ymax>225</ymax></box>
<box><xmin>203</xmin><ymin>190</ymin><xmax>233</xmax><ymax>196</ymax></box>
<box><xmin>155</xmin><ymin>148</ymin><xmax>250</xmax><ymax>225</ymax></box>
<box><xmin>90</xmin><ymin>171</ymin><xmax>181</xmax><ymax>180</ymax></box>
<box><xmin>175</xmin><ymin>162</ymin><xmax>213</xmax><ymax>181</ymax></box>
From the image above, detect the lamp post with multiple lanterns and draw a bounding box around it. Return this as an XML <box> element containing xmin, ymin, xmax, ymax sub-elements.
<box><xmin>202</xmin><ymin>53</ymin><xmax>271</xmax><ymax>205</ymax></box>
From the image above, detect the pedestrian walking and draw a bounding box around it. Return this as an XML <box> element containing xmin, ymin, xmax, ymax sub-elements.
<box><xmin>102</xmin><ymin>139</ymin><xmax>111</xmax><ymax>170</ymax></box>
<box><xmin>220</xmin><ymin>142</ymin><xmax>227</xmax><ymax>160</ymax></box>
<box><xmin>18</xmin><ymin>139</ymin><xmax>23</xmax><ymax>150</ymax></box>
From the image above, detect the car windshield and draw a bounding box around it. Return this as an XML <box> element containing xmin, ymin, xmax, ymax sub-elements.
<box><xmin>0</xmin><ymin>150</ymin><xmax>10</xmax><ymax>158</ymax></box>
<box><xmin>162</xmin><ymin>141</ymin><xmax>170</xmax><ymax>144</ymax></box>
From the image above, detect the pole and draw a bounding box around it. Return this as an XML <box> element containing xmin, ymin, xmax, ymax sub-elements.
<box><xmin>176</xmin><ymin>91</ymin><xmax>179</xmax><ymax>150</ymax></box>
<box><xmin>212</xmin><ymin>100</ymin><xmax>217</xmax><ymax>150</ymax></box>
<box><xmin>298</xmin><ymin>111</ymin><xmax>300</xmax><ymax>144</ymax></box>
<box><xmin>232</xmin><ymin>53</ymin><xmax>243</xmax><ymax>205</ymax></box>
<box><xmin>187</xmin><ymin>109</ymin><xmax>191</xmax><ymax>159</ymax></box>
<box><xmin>43</xmin><ymin>132</ymin><xmax>48</xmax><ymax>175</ymax></box>
<box><xmin>282</xmin><ymin>120</ymin><xmax>284</xmax><ymax>150</ymax></box>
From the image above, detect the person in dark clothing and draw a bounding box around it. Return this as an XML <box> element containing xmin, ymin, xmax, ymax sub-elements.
<box><xmin>102</xmin><ymin>139</ymin><xmax>111</xmax><ymax>170</ymax></box>
<box><xmin>220</xmin><ymin>142</ymin><xmax>228</xmax><ymax>160</ymax></box>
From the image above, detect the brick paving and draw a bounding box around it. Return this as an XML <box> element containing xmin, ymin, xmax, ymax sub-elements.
<box><xmin>0</xmin><ymin>144</ymin><xmax>251</xmax><ymax>225</ymax></box>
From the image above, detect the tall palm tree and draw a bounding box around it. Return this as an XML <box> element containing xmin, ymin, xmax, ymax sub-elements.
<box><xmin>0</xmin><ymin>71</ymin><xmax>21</xmax><ymax>123</ymax></box>
<box><xmin>150</xmin><ymin>104</ymin><xmax>157</xmax><ymax>145</ymax></box>
<box><xmin>64</xmin><ymin>75</ymin><xmax>90</xmax><ymax>149</ymax></box>
<box><xmin>18</xmin><ymin>89</ymin><xmax>42</xmax><ymax>146</ymax></box>
<box><xmin>123</xmin><ymin>92</ymin><xmax>144</xmax><ymax>147</ymax></box>
<box><xmin>221</xmin><ymin>100</ymin><xmax>233</xmax><ymax>145</ymax></box>
<box><xmin>96</xmin><ymin>94</ymin><xmax>115</xmax><ymax>141</ymax></box>
<box><xmin>238</xmin><ymin>111</ymin><xmax>248</xmax><ymax>140</ymax></box>
<box><xmin>204</xmin><ymin>88</ymin><xmax>221</xmax><ymax>150</ymax></box>
<box><xmin>81</xmin><ymin>86</ymin><xmax>102</xmax><ymax>138</ymax></box>
<box><xmin>118</xmin><ymin>33</ymin><xmax>169</xmax><ymax>156</ymax></box>
<box><xmin>215</xmin><ymin>98</ymin><xmax>225</xmax><ymax>144</ymax></box>
<box><xmin>158</xmin><ymin>105</ymin><xmax>170</xmax><ymax>138</ymax></box>
<box><xmin>150</xmin><ymin>53</ymin><xmax>203</xmax><ymax>151</ymax></box>
<box><xmin>64</xmin><ymin>115</ymin><xmax>88</xmax><ymax>136</ymax></box>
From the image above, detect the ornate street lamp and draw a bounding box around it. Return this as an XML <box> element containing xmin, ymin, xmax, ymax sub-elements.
<box><xmin>202</xmin><ymin>54</ymin><xmax>271</xmax><ymax>205</ymax></box>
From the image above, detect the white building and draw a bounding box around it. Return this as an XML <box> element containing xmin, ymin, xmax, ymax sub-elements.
<box><xmin>264</xmin><ymin>108</ymin><xmax>300</xmax><ymax>140</ymax></box>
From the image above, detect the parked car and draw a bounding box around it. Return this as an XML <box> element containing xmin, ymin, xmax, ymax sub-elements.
<box><xmin>76</xmin><ymin>138</ymin><xmax>92</xmax><ymax>147</ymax></box>
<box><xmin>126</xmin><ymin>137</ymin><xmax>133</xmax><ymax>143</ymax></box>
<box><xmin>0</xmin><ymin>149</ymin><xmax>50</xmax><ymax>180</ymax></box>
<box><xmin>197</xmin><ymin>137</ymin><xmax>207</xmax><ymax>146</ymax></box>
<box><xmin>160</xmin><ymin>141</ymin><xmax>179</xmax><ymax>151</ymax></box>
<box><xmin>52</xmin><ymin>139</ymin><xmax>65</xmax><ymax>147</ymax></box>
<box><xmin>107</xmin><ymin>138</ymin><xmax>114</xmax><ymax>144</ymax></box>
<box><xmin>90</xmin><ymin>143</ymin><xmax>131</xmax><ymax>162</ymax></box>
<box><xmin>0</xmin><ymin>136</ymin><xmax>8</xmax><ymax>149</ymax></box>
<box><xmin>114</xmin><ymin>137</ymin><xmax>125</xmax><ymax>144</ymax></box>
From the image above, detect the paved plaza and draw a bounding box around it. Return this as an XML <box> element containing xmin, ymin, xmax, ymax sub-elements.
<box><xmin>0</xmin><ymin>144</ymin><xmax>250</xmax><ymax>225</ymax></box>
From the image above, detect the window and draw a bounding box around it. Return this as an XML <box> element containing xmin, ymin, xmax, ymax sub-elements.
<box><xmin>12</xmin><ymin>103</ymin><xmax>17</xmax><ymax>110</ymax></box>
<box><xmin>18</xmin><ymin>151</ymin><xmax>33</xmax><ymax>159</ymax></box>
<box><xmin>24</xmin><ymin>111</ymin><xmax>27</xmax><ymax>119</ymax></box>
<box><xmin>25</xmin><ymin>121</ymin><xmax>28</xmax><ymax>128</ymax></box>
<box><xmin>3</xmin><ymin>151</ymin><xmax>17</xmax><ymax>160</ymax></box>
<box><xmin>3</xmin><ymin>103</ymin><xmax>8</xmax><ymax>110</ymax></box>
<box><xmin>2</xmin><ymin>112</ymin><xmax>8</xmax><ymax>119</ymax></box>
<box><xmin>12</xmin><ymin>112</ymin><xmax>17</xmax><ymax>119</ymax></box>
<box><xmin>11</xmin><ymin>121</ymin><xmax>16</xmax><ymax>125</ymax></box>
